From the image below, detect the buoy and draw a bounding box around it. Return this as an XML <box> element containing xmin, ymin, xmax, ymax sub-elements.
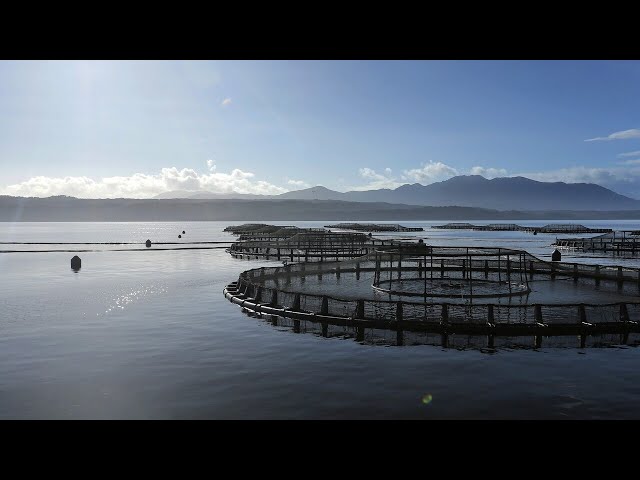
<box><xmin>178</xmin><ymin>234</ymin><xmax>182</xmax><ymax>239</ymax></box>
<box><xmin>182</xmin><ymin>230</ymin><xmax>185</xmax><ymax>234</ymax></box>
<box><xmin>145</xmin><ymin>239</ymin><xmax>152</xmax><ymax>248</ymax></box>
<box><xmin>71</xmin><ymin>255</ymin><xmax>81</xmax><ymax>271</ymax></box>
<box><xmin>533</xmin><ymin>231</ymin><xmax>538</xmax><ymax>235</ymax></box>
<box><xmin>551</xmin><ymin>249</ymin><xmax>561</xmax><ymax>262</ymax></box>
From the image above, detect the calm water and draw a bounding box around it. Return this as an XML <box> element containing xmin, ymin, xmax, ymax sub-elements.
<box><xmin>2</xmin><ymin>220</ymin><xmax>640</xmax><ymax>419</ymax></box>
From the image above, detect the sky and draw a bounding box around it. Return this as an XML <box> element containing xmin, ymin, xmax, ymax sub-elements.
<box><xmin>1</xmin><ymin>60</ymin><xmax>640</xmax><ymax>199</ymax></box>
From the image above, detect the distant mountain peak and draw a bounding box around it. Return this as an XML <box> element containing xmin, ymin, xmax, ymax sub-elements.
<box><xmin>448</xmin><ymin>174</ymin><xmax>488</xmax><ymax>182</ymax></box>
<box><xmin>276</xmin><ymin>174</ymin><xmax>640</xmax><ymax>211</ymax></box>
<box><xmin>278</xmin><ymin>185</ymin><xmax>344</xmax><ymax>200</ymax></box>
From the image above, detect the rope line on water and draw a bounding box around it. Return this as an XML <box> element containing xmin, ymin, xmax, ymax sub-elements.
<box><xmin>0</xmin><ymin>246</ymin><xmax>231</xmax><ymax>253</ymax></box>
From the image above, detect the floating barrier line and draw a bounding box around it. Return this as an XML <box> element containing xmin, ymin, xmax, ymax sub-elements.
<box><xmin>0</xmin><ymin>246</ymin><xmax>230</xmax><ymax>253</ymax></box>
<box><xmin>0</xmin><ymin>241</ymin><xmax>232</xmax><ymax>245</ymax></box>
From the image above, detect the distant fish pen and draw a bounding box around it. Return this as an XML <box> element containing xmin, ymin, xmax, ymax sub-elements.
<box><xmin>224</xmin><ymin>224</ymin><xmax>299</xmax><ymax>235</ymax></box>
<box><xmin>324</xmin><ymin>223</ymin><xmax>424</xmax><ymax>232</ymax></box>
<box><xmin>529</xmin><ymin>224</ymin><xmax>612</xmax><ymax>234</ymax></box>
<box><xmin>224</xmin><ymin>243</ymin><xmax>640</xmax><ymax>349</ymax></box>
<box><xmin>554</xmin><ymin>231</ymin><xmax>640</xmax><ymax>256</ymax></box>
<box><xmin>237</xmin><ymin>227</ymin><xmax>307</xmax><ymax>242</ymax></box>
<box><xmin>431</xmin><ymin>223</ymin><xmax>612</xmax><ymax>234</ymax></box>
<box><xmin>472</xmin><ymin>223</ymin><xmax>523</xmax><ymax>231</ymax></box>
<box><xmin>431</xmin><ymin>222</ymin><xmax>476</xmax><ymax>230</ymax></box>
<box><xmin>228</xmin><ymin>230</ymin><xmax>411</xmax><ymax>262</ymax></box>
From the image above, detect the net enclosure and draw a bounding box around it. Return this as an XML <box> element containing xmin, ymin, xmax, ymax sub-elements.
<box><xmin>224</xmin><ymin>242</ymin><xmax>640</xmax><ymax>348</ymax></box>
<box><xmin>555</xmin><ymin>230</ymin><xmax>640</xmax><ymax>256</ymax></box>
<box><xmin>228</xmin><ymin>230</ymin><xmax>414</xmax><ymax>262</ymax></box>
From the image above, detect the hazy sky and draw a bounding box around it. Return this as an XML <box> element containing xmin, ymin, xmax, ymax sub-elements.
<box><xmin>1</xmin><ymin>60</ymin><xmax>640</xmax><ymax>198</ymax></box>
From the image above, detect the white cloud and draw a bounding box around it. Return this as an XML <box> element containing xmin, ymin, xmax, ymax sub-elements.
<box><xmin>618</xmin><ymin>150</ymin><xmax>640</xmax><ymax>158</ymax></box>
<box><xmin>520</xmin><ymin>166</ymin><xmax>622</xmax><ymax>184</ymax></box>
<box><xmin>401</xmin><ymin>161</ymin><xmax>459</xmax><ymax>184</ymax></box>
<box><xmin>1</xmin><ymin>167</ymin><xmax>288</xmax><ymax>198</ymax></box>
<box><xmin>10</xmin><ymin>159</ymin><xmax>640</xmax><ymax>200</ymax></box>
<box><xmin>287</xmin><ymin>179</ymin><xmax>310</xmax><ymax>188</ymax></box>
<box><xmin>359</xmin><ymin>168</ymin><xmax>384</xmax><ymax>180</ymax></box>
<box><xmin>348</xmin><ymin>162</ymin><xmax>509</xmax><ymax>191</ymax></box>
<box><xmin>349</xmin><ymin>167</ymin><xmax>403</xmax><ymax>191</ymax></box>
<box><xmin>620</xmin><ymin>159</ymin><xmax>640</xmax><ymax>166</ymax></box>
<box><xmin>221</xmin><ymin>98</ymin><xmax>232</xmax><ymax>107</ymax></box>
<box><xmin>585</xmin><ymin>128</ymin><xmax>640</xmax><ymax>142</ymax></box>
<box><xmin>469</xmin><ymin>166</ymin><xmax>508</xmax><ymax>179</ymax></box>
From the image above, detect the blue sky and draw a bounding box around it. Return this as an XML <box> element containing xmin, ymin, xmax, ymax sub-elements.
<box><xmin>1</xmin><ymin>60</ymin><xmax>640</xmax><ymax>198</ymax></box>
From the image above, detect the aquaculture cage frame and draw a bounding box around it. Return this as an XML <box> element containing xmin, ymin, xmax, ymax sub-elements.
<box><xmin>555</xmin><ymin>230</ymin><xmax>640</xmax><ymax>255</ymax></box>
<box><xmin>223</xmin><ymin>245</ymin><xmax>640</xmax><ymax>348</ymax></box>
<box><xmin>371</xmin><ymin>245</ymin><xmax>531</xmax><ymax>299</ymax></box>
<box><xmin>228</xmin><ymin>231</ymin><xmax>413</xmax><ymax>262</ymax></box>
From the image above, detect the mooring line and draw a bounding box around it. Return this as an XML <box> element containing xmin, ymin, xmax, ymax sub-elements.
<box><xmin>0</xmin><ymin>241</ymin><xmax>232</xmax><ymax>245</ymax></box>
<box><xmin>0</xmin><ymin>246</ymin><xmax>231</xmax><ymax>253</ymax></box>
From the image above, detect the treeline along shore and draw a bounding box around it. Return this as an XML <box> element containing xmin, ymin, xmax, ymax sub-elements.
<box><xmin>2</xmin><ymin>196</ymin><xmax>640</xmax><ymax>222</ymax></box>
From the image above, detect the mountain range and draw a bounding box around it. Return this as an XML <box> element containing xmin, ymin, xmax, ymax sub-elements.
<box><xmin>154</xmin><ymin>175</ymin><xmax>640</xmax><ymax>211</ymax></box>
<box><xmin>3</xmin><ymin>195</ymin><xmax>640</xmax><ymax>222</ymax></box>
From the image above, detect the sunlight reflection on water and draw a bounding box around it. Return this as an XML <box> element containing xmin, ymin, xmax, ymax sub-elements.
<box><xmin>1</xmin><ymin>220</ymin><xmax>640</xmax><ymax>419</ymax></box>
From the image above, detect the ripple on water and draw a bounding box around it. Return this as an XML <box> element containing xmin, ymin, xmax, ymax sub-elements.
<box><xmin>1</xmin><ymin>221</ymin><xmax>640</xmax><ymax>419</ymax></box>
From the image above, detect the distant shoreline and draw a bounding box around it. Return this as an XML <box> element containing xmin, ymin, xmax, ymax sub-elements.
<box><xmin>2</xmin><ymin>197</ymin><xmax>640</xmax><ymax>222</ymax></box>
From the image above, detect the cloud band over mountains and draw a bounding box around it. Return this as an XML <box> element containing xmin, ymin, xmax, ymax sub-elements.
<box><xmin>3</xmin><ymin>161</ymin><xmax>640</xmax><ymax>200</ymax></box>
<box><xmin>1</xmin><ymin>167</ymin><xmax>287</xmax><ymax>199</ymax></box>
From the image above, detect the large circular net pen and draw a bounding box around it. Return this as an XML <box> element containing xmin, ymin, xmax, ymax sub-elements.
<box><xmin>224</xmin><ymin>243</ymin><xmax>640</xmax><ymax>348</ymax></box>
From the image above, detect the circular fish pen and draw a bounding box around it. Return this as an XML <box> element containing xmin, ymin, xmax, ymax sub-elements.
<box><xmin>223</xmin><ymin>244</ymin><xmax>640</xmax><ymax>349</ymax></box>
<box><xmin>371</xmin><ymin>245</ymin><xmax>531</xmax><ymax>299</ymax></box>
<box><xmin>228</xmin><ymin>231</ymin><xmax>410</xmax><ymax>263</ymax></box>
